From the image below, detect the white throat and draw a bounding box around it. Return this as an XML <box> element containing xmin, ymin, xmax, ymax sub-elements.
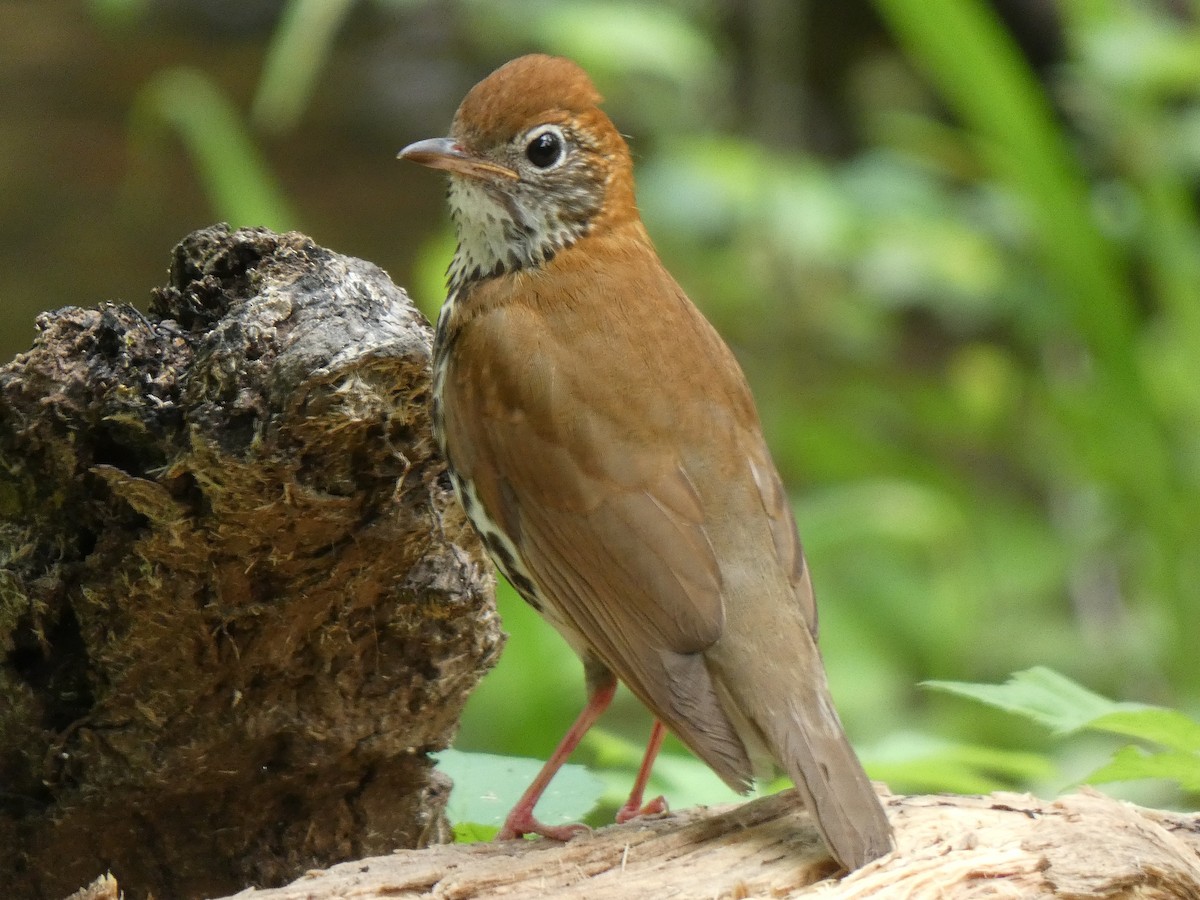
<box><xmin>445</xmin><ymin>175</ymin><xmax>594</xmax><ymax>292</ymax></box>
<box><xmin>446</xmin><ymin>179</ymin><xmax>516</xmax><ymax>287</ymax></box>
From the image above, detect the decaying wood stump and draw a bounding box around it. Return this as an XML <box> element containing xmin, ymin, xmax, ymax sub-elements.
<box><xmin>200</xmin><ymin>787</ymin><xmax>1200</xmax><ymax>899</ymax></box>
<box><xmin>0</xmin><ymin>225</ymin><xmax>502</xmax><ymax>900</ymax></box>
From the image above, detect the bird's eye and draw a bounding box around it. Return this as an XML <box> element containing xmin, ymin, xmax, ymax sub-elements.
<box><xmin>525</xmin><ymin>128</ymin><xmax>565</xmax><ymax>169</ymax></box>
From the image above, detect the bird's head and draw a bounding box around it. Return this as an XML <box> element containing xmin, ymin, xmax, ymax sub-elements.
<box><xmin>399</xmin><ymin>54</ymin><xmax>638</xmax><ymax>291</ymax></box>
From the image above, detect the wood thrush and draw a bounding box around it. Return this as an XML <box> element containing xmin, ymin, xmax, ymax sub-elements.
<box><xmin>399</xmin><ymin>54</ymin><xmax>893</xmax><ymax>870</ymax></box>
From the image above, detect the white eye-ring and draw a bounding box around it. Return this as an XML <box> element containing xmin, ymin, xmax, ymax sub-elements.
<box><xmin>523</xmin><ymin>124</ymin><xmax>567</xmax><ymax>170</ymax></box>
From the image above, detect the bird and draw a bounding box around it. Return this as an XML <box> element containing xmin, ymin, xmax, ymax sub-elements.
<box><xmin>398</xmin><ymin>53</ymin><xmax>893</xmax><ymax>871</ymax></box>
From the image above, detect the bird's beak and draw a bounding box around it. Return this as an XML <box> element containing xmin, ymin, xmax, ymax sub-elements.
<box><xmin>397</xmin><ymin>137</ymin><xmax>518</xmax><ymax>181</ymax></box>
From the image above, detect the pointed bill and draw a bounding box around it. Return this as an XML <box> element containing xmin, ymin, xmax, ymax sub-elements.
<box><xmin>398</xmin><ymin>137</ymin><xmax>518</xmax><ymax>181</ymax></box>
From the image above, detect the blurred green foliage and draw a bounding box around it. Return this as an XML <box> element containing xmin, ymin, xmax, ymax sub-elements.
<box><xmin>129</xmin><ymin>67</ymin><xmax>298</xmax><ymax>230</ymax></box>
<box><xmin>929</xmin><ymin>668</ymin><xmax>1200</xmax><ymax>793</ymax></box>
<box><xmin>58</xmin><ymin>0</ymin><xmax>1200</xmax><ymax>816</ymax></box>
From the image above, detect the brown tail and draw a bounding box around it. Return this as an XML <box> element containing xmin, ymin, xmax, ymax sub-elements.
<box><xmin>770</xmin><ymin>688</ymin><xmax>893</xmax><ymax>869</ymax></box>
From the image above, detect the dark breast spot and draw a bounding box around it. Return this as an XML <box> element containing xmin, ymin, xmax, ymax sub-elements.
<box><xmin>457</xmin><ymin>483</ymin><xmax>475</xmax><ymax>512</ymax></box>
<box><xmin>483</xmin><ymin>530</ymin><xmax>514</xmax><ymax>568</ymax></box>
<box><xmin>507</xmin><ymin>571</ymin><xmax>540</xmax><ymax>606</ymax></box>
<box><xmin>451</xmin><ymin>479</ymin><xmax>543</xmax><ymax>612</ymax></box>
<box><xmin>479</xmin><ymin>529</ymin><xmax>541</xmax><ymax>611</ymax></box>
<box><xmin>434</xmin><ymin>323</ymin><xmax>460</xmax><ymax>363</ymax></box>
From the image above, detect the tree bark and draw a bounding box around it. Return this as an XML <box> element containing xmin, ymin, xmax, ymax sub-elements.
<box><xmin>197</xmin><ymin>787</ymin><xmax>1200</xmax><ymax>899</ymax></box>
<box><xmin>0</xmin><ymin>225</ymin><xmax>502</xmax><ymax>900</ymax></box>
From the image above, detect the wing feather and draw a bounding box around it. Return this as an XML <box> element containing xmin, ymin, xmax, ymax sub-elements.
<box><xmin>440</xmin><ymin>282</ymin><xmax>758</xmax><ymax>787</ymax></box>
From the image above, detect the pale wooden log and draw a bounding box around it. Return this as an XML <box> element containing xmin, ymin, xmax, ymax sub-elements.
<box><xmin>202</xmin><ymin>788</ymin><xmax>1200</xmax><ymax>900</ymax></box>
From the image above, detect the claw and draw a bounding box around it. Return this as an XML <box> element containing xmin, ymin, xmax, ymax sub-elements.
<box><xmin>496</xmin><ymin>811</ymin><xmax>591</xmax><ymax>842</ymax></box>
<box><xmin>616</xmin><ymin>793</ymin><xmax>668</xmax><ymax>824</ymax></box>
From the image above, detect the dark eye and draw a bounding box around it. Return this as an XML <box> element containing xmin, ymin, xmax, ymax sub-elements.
<box><xmin>525</xmin><ymin>130</ymin><xmax>564</xmax><ymax>168</ymax></box>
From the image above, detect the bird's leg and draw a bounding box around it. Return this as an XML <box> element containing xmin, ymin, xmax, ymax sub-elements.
<box><xmin>495</xmin><ymin>675</ymin><xmax>617</xmax><ymax>841</ymax></box>
<box><xmin>615</xmin><ymin>719</ymin><xmax>669</xmax><ymax>823</ymax></box>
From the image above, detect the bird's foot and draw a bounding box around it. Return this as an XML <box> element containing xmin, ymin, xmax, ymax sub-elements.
<box><xmin>495</xmin><ymin>811</ymin><xmax>591</xmax><ymax>842</ymax></box>
<box><xmin>615</xmin><ymin>794</ymin><xmax>668</xmax><ymax>824</ymax></box>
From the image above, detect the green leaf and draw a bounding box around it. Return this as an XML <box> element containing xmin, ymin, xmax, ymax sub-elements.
<box><xmin>1085</xmin><ymin>745</ymin><xmax>1200</xmax><ymax>792</ymax></box>
<box><xmin>1083</xmin><ymin>708</ymin><xmax>1200</xmax><ymax>753</ymax></box>
<box><xmin>434</xmin><ymin>748</ymin><xmax>604</xmax><ymax>831</ymax></box>
<box><xmin>130</xmin><ymin>67</ymin><xmax>298</xmax><ymax>230</ymax></box>
<box><xmin>872</xmin><ymin>0</ymin><xmax>1139</xmax><ymax>379</ymax></box>
<box><xmin>528</xmin><ymin>1</ymin><xmax>719</xmax><ymax>87</ymax></box>
<box><xmin>451</xmin><ymin>821</ymin><xmax>499</xmax><ymax>843</ymax></box>
<box><xmin>924</xmin><ymin>667</ymin><xmax>1126</xmax><ymax>733</ymax></box>
<box><xmin>868</xmin><ymin>731</ymin><xmax>1054</xmax><ymax>794</ymax></box>
<box><xmin>252</xmin><ymin>0</ymin><xmax>355</xmax><ymax>134</ymax></box>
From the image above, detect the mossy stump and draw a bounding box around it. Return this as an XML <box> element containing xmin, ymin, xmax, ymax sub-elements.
<box><xmin>0</xmin><ymin>225</ymin><xmax>501</xmax><ymax>900</ymax></box>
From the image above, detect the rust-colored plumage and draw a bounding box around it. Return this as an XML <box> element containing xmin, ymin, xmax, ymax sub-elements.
<box><xmin>399</xmin><ymin>54</ymin><xmax>893</xmax><ymax>871</ymax></box>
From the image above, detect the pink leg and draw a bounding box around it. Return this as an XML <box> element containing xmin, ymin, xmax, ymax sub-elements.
<box><xmin>616</xmin><ymin>720</ymin><xmax>669</xmax><ymax>824</ymax></box>
<box><xmin>496</xmin><ymin>678</ymin><xmax>617</xmax><ymax>841</ymax></box>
